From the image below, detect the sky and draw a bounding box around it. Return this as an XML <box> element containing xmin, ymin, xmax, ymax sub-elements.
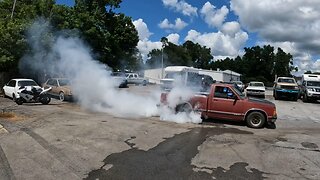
<box><xmin>56</xmin><ymin>0</ymin><xmax>320</xmax><ymax>75</ymax></box>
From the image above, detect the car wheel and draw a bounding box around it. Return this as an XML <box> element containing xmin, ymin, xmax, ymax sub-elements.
<box><xmin>142</xmin><ymin>80</ymin><xmax>147</xmax><ymax>86</ymax></box>
<box><xmin>246</xmin><ymin>111</ymin><xmax>266</xmax><ymax>128</ymax></box>
<box><xmin>59</xmin><ymin>92</ymin><xmax>65</xmax><ymax>101</ymax></box>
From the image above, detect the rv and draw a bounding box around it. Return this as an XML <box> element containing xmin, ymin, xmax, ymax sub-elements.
<box><xmin>160</xmin><ymin>66</ymin><xmax>214</xmax><ymax>91</ymax></box>
<box><xmin>301</xmin><ymin>74</ymin><xmax>320</xmax><ymax>102</ymax></box>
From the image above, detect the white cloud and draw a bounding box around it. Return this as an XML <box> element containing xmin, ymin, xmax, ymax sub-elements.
<box><xmin>257</xmin><ymin>41</ymin><xmax>320</xmax><ymax>75</ymax></box>
<box><xmin>133</xmin><ymin>19</ymin><xmax>153</xmax><ymax>41</ymax></box>
<box><xmin>162</xmin><ymin>0</ymin><xmax>198</xmax><ymax>16</ymax></box>
<box><xmin>158</xmin><ymin>18</ymin><xmax>188</xmax><ymax>31</ymax></box>
<box><xmin>221</xmin><ymin>21</ymin><xmax>241</xmax><ymax>37</ymax></box>
<box><xmin>230</xmin><ymin>0</ymin><xmax>320</xmax><ymax>57</ymax></box>
<box><xmin>167</xmin><ymin>33</ymin><xmax>180</xmax><ymax>44</ymax></box>
<box><xmin>132</xmin><ymin>19</ymin><xmax>162</xmax><ymax>61</ymax></box>
<box><xmin>137</xmin><ymin>40</ymin><xmax>162</xmax><ymax>61</ymax></box>
<box><xmin>185</xmin><ymin>29</ymin><xmax>248</xmax><ymax>58</ymax></box>
<box><xmin>200</xmin><ymin>2</ymin><xmax>229</xmax><ymax>28</ymax></box>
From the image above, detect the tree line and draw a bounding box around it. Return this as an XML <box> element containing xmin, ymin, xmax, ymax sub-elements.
<box><xmin>0</xmin><ymin>0</ymin><xmax>140</xmax><ymax>73</ymax></box>
<box><xmin>147</xmin><ymin>38</ymin><xmax>298</xmax><ymax>84</ymax></box>
<box><xmin>0</xmin><ymin>0</ymin><xmax>300</xmax><ymax>84</ymax></box>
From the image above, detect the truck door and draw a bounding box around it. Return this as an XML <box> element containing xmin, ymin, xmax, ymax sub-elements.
<box><xmin>208</xmin><ymin>86</ymin><xmax>244</xmax><ymax>120</ymax></box>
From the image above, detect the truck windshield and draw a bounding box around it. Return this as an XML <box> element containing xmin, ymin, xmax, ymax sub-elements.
<box><xmin>278</xmin><ymin>78</ymin><xmax>295</xmax><ymax>83</ymax></box>
<box><xmin>232</xmin><ymin>85</ymin><xmax>245</xmax><ymax>98</ymax></box>
<box><xmin>307</xmin><ymin>81</ymin><xmax>320</xmax><ymax>87</ymax></box>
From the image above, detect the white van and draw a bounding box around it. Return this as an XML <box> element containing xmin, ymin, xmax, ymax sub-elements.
<box><xmin>301</xmin><ymin>74</ymin><xmax>320</xmax><ymax>102</ymax></box>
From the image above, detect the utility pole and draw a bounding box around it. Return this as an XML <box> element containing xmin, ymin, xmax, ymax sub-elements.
<box><xmin>11</xmin><ymin>0</ymin><xmax>17</xmax><ymax>19</ymax></box>
<box><xmin>161</xmin><ymin>47</ymin><xmax>164</xmax><ymax>79</ymax></box>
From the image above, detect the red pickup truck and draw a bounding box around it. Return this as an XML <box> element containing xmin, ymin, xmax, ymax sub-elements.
<box><xmin>160</xmin><ymin>83</ymin><xmax>277</xmax><ymax>128</ymax></box>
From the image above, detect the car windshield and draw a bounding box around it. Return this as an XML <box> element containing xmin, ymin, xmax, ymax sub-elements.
<box><xmin>250</xmin><ymin>82</ymin><xmax>264</xmax><ymax>87</ymax></box>
<box><xmin>59</xmin><ymin>79</ymin><xmax>70</xmax><ymax>86</ymax></box>
<box><xmin>278</xmin><ymin>78</ymin><xmax>295</xmax><ymax>83</ymax></box>
<box><xmin>307</xmin><ymin>81</ymin><xmax>320</xmax><ymax>87</ymax></box>
<box><xmin>18</xmin><ymin>80</ymin><xmax>38</xmax><ymax>87</ymax></box>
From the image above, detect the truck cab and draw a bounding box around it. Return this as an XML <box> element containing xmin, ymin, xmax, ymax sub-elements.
<box><xmin>301</xmin><ymin>74</ymin><xmax>320</xmax><ymax>102</ymax></box>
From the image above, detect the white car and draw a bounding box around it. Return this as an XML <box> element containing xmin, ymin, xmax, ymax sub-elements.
<box><xmin>2</xmin><ymin>79</ymin><xmax>40</xmax><ymax>101</ymax></box>
<box><xmin>232</xmin><ymin>81</ymin><xmax>245</xmax><ymax>91</ymax></box>
<box><xmin>245</xmin><ymin>81</ymin><xmax>266</xmax><ymax>98</ymax></box>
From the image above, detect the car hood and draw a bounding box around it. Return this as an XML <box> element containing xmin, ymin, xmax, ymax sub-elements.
<box><xmin>248</xmin><ymin>97</ymin><xmax>275</xmax><ymax>106</ymax></box>
<box><xmin>278</xmin><ymin>83</ymin><xmax>298</xmax><ymax>86</ymax></box>
<box><xmin>246</xmin><ymin>86</ymin><xmax>265</xmax><ymax>91</ymax></box>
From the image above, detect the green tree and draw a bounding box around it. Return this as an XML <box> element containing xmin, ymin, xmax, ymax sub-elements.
<box><xmin>273</xmin><ymin>47</ymin><xmax>297</xmax><ymax>77</ymax></box>
<box><xmin>146</xmin><ymin>38</ymin><xmax>212</xmax><ymax>69</ymax></box>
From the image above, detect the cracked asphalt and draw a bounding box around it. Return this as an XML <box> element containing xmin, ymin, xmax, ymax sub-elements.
<box><xmin>0</xmin><ymin>85</ymin><xmax>320</xmax><ymax>180</ymax></box>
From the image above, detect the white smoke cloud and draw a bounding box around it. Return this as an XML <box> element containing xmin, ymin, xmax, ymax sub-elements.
<box><xmin>20</xmin><ymin>19</ymin><xmax>202</xmax><ymax>124</ymax></box>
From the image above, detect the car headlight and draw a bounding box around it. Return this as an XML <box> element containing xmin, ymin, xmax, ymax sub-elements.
<box><xmin>307</xmin><ymin>88</ymin><xmax>314</xmax><ymax>92</ymax></box>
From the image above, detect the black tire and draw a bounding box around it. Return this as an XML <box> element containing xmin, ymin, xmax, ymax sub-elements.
<box><xmin>302</xmin><ymin>93</ymin><xmax>309</xmax><ymax>102</ymax></box>
<box><xmin>246</xmin><ymin>111</ymin><xmax>266</xmax><ymax>128</ymax></box>
<box><xmin>274</xmin><ymin>91</ymin><xmax>279</xmax><ymax>100</ymax></box>
<box><xmin>59</xmin><ymin>92</ymin><xmax>65</xmax><ymax>101</ymax></box>
<box><xmin>15</xmin><ymin>98</ymin><xmax>23</xmax><ymax>105</ymax></box>
<box><xmin>40</xmin><ymin>95</ymin><xmax>51</xmax><ymax>105</ymax></box>
<box><xmin>175</xmin><ymin>103</ymin><xmax>192</xmax><ymax>114</ymax></box>
<box><xmin>142</xmin><ymin>80</ymin><xmax>147</xmax><ymax>86</ymax></box>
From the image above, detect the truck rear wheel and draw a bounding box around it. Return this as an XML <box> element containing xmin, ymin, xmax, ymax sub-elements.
<box><xmin>246</xmin><ymin>111</ymin><xmax>266</xmax><ymax>128</ymax></box>
<box><xmin>175</xmin><ymin>103</ymin><xmax>192</xmax><ymax>114</ymax></box>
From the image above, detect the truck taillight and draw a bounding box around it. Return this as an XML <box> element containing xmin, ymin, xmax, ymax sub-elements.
<box><xmin>273</xmin><ymin>108</ymin><xmax>277</xmax><ymax>117</ymax></box>
<box><xmin>160</xmin><ymin>93</ymin><xmax>167</xmax><ymax>104</ymax></box>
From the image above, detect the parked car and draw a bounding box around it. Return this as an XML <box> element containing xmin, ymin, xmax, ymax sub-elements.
<box><xmin>43</xmin><ymin>78</ymin><xmax>72</xmax><ymax>101</ymax></box>
<box><xmin>273</xmin><ymin>77</ymin><xmax>299</xmax><ymax>101</ymax></box>
<box><xmin>245</xmin><ymin>81</ymin><xmax>266</xmax><ymax>98</ymax></box>
<box><xmin>3</xmin><ymin>78</ymin><xmax>41</xmax><ymax>101</ymax></box>
<box><xmin>232</xmin><ymin>81</ymin><xmax>245</xmax><ymax>91</ymax></box>
<box><xmin>300</xmin><ymin>74</ymin><xmax>320</xmax><ymax>102</ymax></box>
<box><xmin>160</xmin><ymin>83</ymin><xmax>277</xmax><ymax>128</ymax></box>
<box><xmin>126</xmin><ymin>73</ymin><xmax>148</xmax><ymax>86</ymax></box>
<box><xmin>110</xmin><ymin>72</ymin><xmax>128</xmax><ymax>88</ymax></box>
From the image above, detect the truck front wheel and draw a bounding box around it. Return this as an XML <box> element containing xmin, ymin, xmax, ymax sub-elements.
<box><xmin>246</xmin><ymin>111</ymin><xmax>266</xmax><ymax>128</ymax></box>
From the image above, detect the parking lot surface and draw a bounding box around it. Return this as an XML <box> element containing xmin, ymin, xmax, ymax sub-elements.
<box><xmin>0</xmin><ymin>85</ymin><xmax>320</xmax><ymax>180</ymax></box>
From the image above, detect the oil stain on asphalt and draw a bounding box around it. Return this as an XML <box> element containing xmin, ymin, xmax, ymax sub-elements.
<box><xmin>84</xmin><ymin>127</ymin><xmax>265</xmax><ymax>180</ymax></box>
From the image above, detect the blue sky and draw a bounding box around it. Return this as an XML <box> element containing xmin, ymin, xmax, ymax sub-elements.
<box><xmin>56</xmin><ymin>0</ymin><xmax>320</xmax><ymax>74</ymax></box>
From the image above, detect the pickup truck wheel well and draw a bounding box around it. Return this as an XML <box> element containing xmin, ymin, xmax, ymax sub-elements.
<box><xmin>245</xmin><ymin>110</ymin><xmax>267</xmax><ymax>128</ymax></box>
<box><xmin>175</xmin><ymin>103</ymin><xmax>193</xmax><ymax>113</ymax></box>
